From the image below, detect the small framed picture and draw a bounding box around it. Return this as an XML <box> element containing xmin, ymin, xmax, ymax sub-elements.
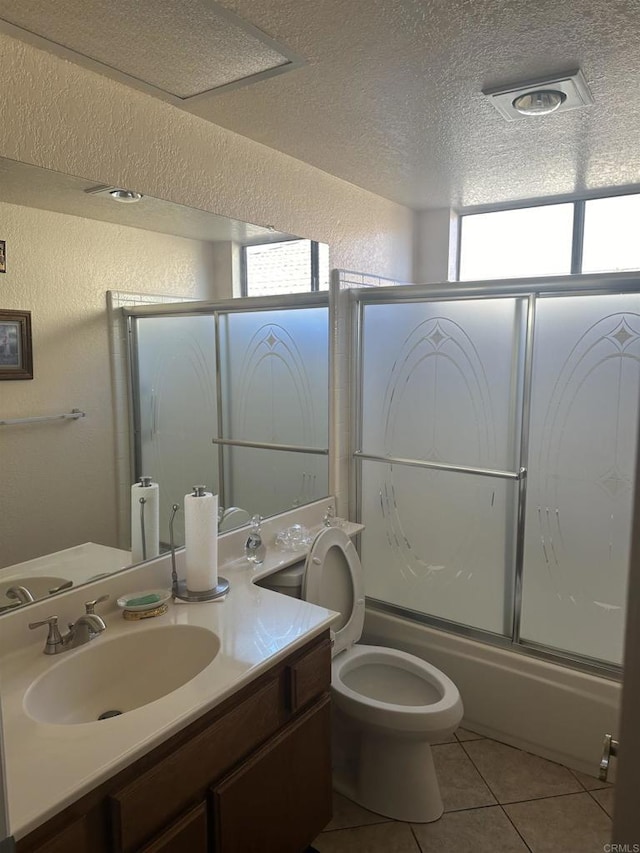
<box><xmin>0</xmin><ymin>310</ymin><xmax>33</xmax><ymax>380</ymax></box>
<box><xmin>0</xmin><ymin>240</ymin><xmax>5</xmax><ymax>273</ymax></box>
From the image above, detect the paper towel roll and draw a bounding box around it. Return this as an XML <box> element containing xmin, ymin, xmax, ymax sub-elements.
<box><xmin>131</xmin><ymin>478</ymin><xmax>160</xmax><ymax>563</ymax></box>
<box><xmin>184</xmin><ymin>488</ymin><xmax>218</xmax><ymax>592</ymax></box>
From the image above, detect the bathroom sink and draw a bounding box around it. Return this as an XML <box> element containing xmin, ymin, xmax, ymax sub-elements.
<box><xmin>24</xmin><ymin>624</ymin><xmax>220</xmax><ymax>725</ymax></box>
<box><xmin>0</xmin><ymin>576</ymin><xmax>71</xmax><ymax>608</ymax></box>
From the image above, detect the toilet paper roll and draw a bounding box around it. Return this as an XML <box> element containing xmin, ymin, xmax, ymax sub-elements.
<box><xmin>184</xmin><ymin>490</ymin><xmax>218</xmax><ymax>592</ymax></box>
<box><xmin>131</xmin><ymin>480</ymin><xmax>160</xmax><ymax>563</ymax></box>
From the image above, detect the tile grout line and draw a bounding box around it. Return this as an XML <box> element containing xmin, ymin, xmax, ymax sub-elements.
<box><xmin>498</xmin><ymin>803</ymin><xmax>535</xmax><ymax>853</ymax></box>
<box><xmin>567</xmin><ymin>766</ymin><xmax>612</xmax><ymax>794</ymax></box>
<box><xmin>587</xmin><ymin>787</ymin><xmax>614</xmax><ymax>819</ymax></box>
<box><xmin>487</xmin><ymin>788</ymin><xmax>611</xmax><ymax>808</ymax></box>
<box><xmin>457</xmin><ymin>739</ymin><xmax>604</xmax><ymax>805</ymax></box>
<box><xmin>457</xmin><ymin>739</ymin><xmax>501</xmax><ymax>801</ymax></box>
<box><xmin>408</xmin><ymin>822</ymin><xmax>425</xmax><ymax>853</ymax></box>
<box><xmin>320</xmin><ymin>819</ymin><xmax>391</xmax><ymax>836</ymax></box>
<box><xmin>457</xmin><ymin>738</ymin><xmax>535</xmax><ymax>852</ymax></box>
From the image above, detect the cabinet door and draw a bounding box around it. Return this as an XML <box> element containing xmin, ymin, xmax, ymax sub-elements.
<box><xmin>139</xmin><ymin>803</ymin><xmax>207</xmax><ymax>853</ymax></box>
<box><xmin>212</xmin><ymin>697</ymin><xmax>332</xmax><ymax>853</ymax></box>
<box><xmin>23</xmin><ymin>817</ymin><xmax>87</xmax><ymax>853</ymax></box>
<box><xmin>110</xmin><ymin>676</ymin><xmax>282</xmax><ymax>852</ymax></box>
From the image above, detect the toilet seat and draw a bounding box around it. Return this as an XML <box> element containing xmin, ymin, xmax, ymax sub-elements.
<box><xmin>332</xmin><ymin>643</ymin><xmax>463</xmax><ymax>733</ymax></box>
<box><xmin>303</xmin><ymin>527</ymin><xmax>365</xmax><ymax>655</ymax></box>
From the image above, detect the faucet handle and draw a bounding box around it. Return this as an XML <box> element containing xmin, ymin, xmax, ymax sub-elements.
<box><xmin>84</xmin><ymin>594</ymin><xmax>109</xmax><ymax>615</ymax></box>
<box><xmin>28</xmin><ymin>615</ymin><xmax>63</xmax><ymax>652</ymax></box>
<box><xmin>48</xmin><ymin>579</ymin><xmax>73</xmax><ymax>594</ymax></box>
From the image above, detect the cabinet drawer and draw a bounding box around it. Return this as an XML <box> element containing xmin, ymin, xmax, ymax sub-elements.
<box><xmin>23</xmin><ymin>817</ymin><xmax>87</xmax><ymax>853</ymax></box>
<box><xmin>286</xmin><ymin>638</ymin><xmax>331</xmax><ymax>711</ymax></box>
<box><xmin>110</xmin><ymin>676</ymin><xmax>281</xmax><ymax>853</ymax></box>
<box><xmin>138</xmin><ymin>803</ymin><xmax>207</xmax><ymax>853</ymax></box>
<box><xmin>212</xmin><ymin>696</ymin><xmax>332</xmax><ymax>853</ymax></box>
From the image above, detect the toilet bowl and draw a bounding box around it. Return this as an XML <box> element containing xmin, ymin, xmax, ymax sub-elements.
<box><xmin>302</xmin><ymin>527</ymin><xmax>463</xmax><ymax>823</ymax></box>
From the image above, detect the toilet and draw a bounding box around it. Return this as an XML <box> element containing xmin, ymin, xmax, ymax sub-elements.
<box><xmin>302</xmin><ymin>526</ymin><xmax>463</xmax><ymax>823</ymax></box>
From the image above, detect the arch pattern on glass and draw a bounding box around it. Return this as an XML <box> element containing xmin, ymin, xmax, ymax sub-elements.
<box><xmin>378</xmin><ymin>315</ymin><xmax>499</xmax><ymax>584</ymax></box>
<box><xmin>233</xmin><ymin>322</ymin><xmax>318</xmax><ymax>449</ymax></box>
<box><xmin>531</xmin><ymin>311</ymin><xmax>640</xmax><ymax>614</ymax></box>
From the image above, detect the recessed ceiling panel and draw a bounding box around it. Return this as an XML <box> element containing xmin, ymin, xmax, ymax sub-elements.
<box><xmin>0</xmin><ymin>0</ymin><xmax>302</xmax><ymax>99</ymax></box>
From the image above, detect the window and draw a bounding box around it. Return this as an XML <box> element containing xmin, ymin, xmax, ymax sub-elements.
<box><xmin>242</xmin><ymin>239</ymin><xmax>329</xmax><ymax>297</ymax></box>
<box><xmin>459</xmin><ymin>204</ymin><xmax>574</xmax><ymax>281</ymax></box>
<box><xmin>458</xmin><ymin>192</ymin><xmax>640</xmax><ymax>281</ymax></box>
<box><xmin>582</xmin><ymin>195</ymin><xmax>640</xmax><ymax>273</ymax></box>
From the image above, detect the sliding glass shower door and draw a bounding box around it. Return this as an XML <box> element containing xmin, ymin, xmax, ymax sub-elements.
<box><xmin>520</xmin><ymin>294</ymin><xmax>640</xmax><ymax>665</ymax></box>
<box><xmin>356</xmin><ymin>283</ymin><xmax>640</xmax><ymax>672</ymax></box>
<box><xmin>134</xmin><ymin>315</ymin><xmax>219</xmax><ymax>546</ymax></box>
<box><xmin>359</xmin><ymin>298</ymin><xmax>525</xmax><ymax>636</ymax></box>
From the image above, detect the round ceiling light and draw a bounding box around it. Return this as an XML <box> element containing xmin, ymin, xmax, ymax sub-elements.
<box><xmin>109</xmin><ymin>189</ymin><xmax>144</xmax><ymax>203</ymax></box>
<box><xmin>512</xmin><ymin>89</ymin><xmax>566</xmax><ymax>116</ymax></box>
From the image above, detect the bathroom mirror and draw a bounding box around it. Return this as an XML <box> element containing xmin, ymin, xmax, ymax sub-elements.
<box><xmin>0</xmin><ymin>157</ymin><xmax>330</xmax><ymax>611</ymax></box>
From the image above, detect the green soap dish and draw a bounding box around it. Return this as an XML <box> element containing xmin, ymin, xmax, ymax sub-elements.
<box><xmin>117</xmin><ymin>589</ymin><xmax>171</xmax><ymax>612</ymax></box>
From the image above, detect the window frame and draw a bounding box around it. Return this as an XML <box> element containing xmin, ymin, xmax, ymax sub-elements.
<box><xmin>456</xmin><ymin>187</ymin><xmax>640</xmax><ymax>282</ymax></box>
<box><xmin>240</xmin><ymin>239</ymin><xmax>321</xmax><ymax>297</ymax></box>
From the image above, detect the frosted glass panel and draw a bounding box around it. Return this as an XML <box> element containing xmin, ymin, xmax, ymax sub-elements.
<box><xmin>135</xmin><ymin>316</ymin><xmax>218</xmax><ymax>546</ymax></box>
<box><xmin>521</xmin><ymin>294</ymin><xmax>640</xmax><ymax>664</ymax></box>
<box><xmin>459</xmin><ymin>204</ymin><xmax>573</xmax><ymax>280</ymax></box>
<box><xmin>225</xmin><ymin>445</ymin><xmax>328</xmax><ymax>518</ymax></box>
<box><xmin>220</xmin><ymin>307</ymin><xmax>328</xmax><ymax>448</ymax></box>
<box><xmin>360</xmin><ymin>460</ymin><xmax>517</xmax><ymax>634</ymax></box>
<box><xmin>582</xmin><ymin>194</ymin><xmax>640</xmax><ymax>273</ymax></box>
<box><xmin>361</xmin><ymin>299</ymin><xmax>523</xmax><ymax>470</ymax></box>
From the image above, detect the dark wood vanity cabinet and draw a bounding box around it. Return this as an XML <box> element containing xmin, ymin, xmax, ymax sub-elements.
<box><xmin>17</xmin><ymin>631</ymin><xmax>332</xmax><ymax>853</ymax></box>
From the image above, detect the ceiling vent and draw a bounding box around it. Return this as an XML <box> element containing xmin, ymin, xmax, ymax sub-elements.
<box><xmin>0</xmin><ymin>0</ymin><xmax>304</xmax><ymax>103</ymax></box>
<box><xmin>483</xmin><ymin>69</ymin><xmax>594</xmax><ymax>121</ymax></box>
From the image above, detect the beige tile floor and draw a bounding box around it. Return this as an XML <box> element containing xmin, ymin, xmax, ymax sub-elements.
<box><xmin>313</xmin><ymin>728</ymin><xmax>613</xmax><ymax>853</ymax></box>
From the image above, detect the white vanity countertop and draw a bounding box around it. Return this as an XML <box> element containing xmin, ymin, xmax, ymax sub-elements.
<box><xmin>0</xmin><ymin>542</ymin><xmax>132</xmax><ymax>589</ymax></box>
<box><xmin>0</xmin><ymin>518</ymin><xmax>362</xmax><ymax>840</ymax></box>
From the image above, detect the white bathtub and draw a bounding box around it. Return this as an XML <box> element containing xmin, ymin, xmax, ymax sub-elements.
<box><xmin>363</xmin><ymin>608</ymin><xmax>621</xmax><ymax>780</ymax></box>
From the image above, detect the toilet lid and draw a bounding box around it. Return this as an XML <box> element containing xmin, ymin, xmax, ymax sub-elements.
<box><xmin>303</xmin><ymin>527</ymin><xmax>365</xmax><ymax>655</ymax></box>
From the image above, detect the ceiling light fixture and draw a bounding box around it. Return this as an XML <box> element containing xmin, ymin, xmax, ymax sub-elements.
<box><xmin>483</xmin><ymin>70</ymin><xmax>593</xmax><ymax>121</ymax></box>
<box><xmin>512</xmin><ymin>89</ymin><xmax>566</xmax><ymax>116</ymax></box>
<box><xmin>84</xmin><ymin>185</ymin><xmax>144</xmax><ymax>202</ymax></box>
<box><xmin>109</xmin><ymin>189</ymin><xmax>144</xmax><ymax>203</ymax></box>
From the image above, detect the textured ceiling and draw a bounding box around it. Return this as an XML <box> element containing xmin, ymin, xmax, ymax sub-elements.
<box><xmin>4</xmin><ymin>0</ymin><xmax>640</xmax><ymax>210</ymax></box>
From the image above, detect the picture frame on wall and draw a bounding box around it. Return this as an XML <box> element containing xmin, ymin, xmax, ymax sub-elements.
<box><xmin>0</xmin><ymin>310</ymin><xmax>33</xmax><ymax>380</ymax></box>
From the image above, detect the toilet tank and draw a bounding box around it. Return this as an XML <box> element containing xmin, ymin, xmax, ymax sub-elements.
<box><xmin>257</xmin><ymin>561</ymin><xmax>305</xmax><ymax>598</ymax></box>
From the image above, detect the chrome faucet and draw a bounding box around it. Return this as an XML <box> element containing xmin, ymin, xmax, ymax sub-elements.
<box><xmin>29</xmin><ymin>595</ymin><xmax>109</xmax><ymax>655</ymax></box>
<box><xmin>6</xmin><ymin>585</ymin><xmax>35</xmax><ymax>604</ymax></box>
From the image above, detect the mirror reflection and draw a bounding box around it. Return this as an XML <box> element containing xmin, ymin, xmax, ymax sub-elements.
<box><xmin>131</xmin><ymin>306</ymin><xmax>329</xmax><ymax>551</ymax></box>
<box><xmin>0</xmin><ymin>158</ymin><xmax>330</xmax><ymax>612</ymax></box>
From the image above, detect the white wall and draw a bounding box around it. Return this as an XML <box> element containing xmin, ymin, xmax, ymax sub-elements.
<box><xmin>0</xmin><ymin>33</ymin><xmax>414</xmax><ymax>281</ymax></box>
<box><xmin>413</xmin><ymin>208</ymin><xmax>458</xmax><ymax>283</ymax></box>
<box><xmin>0</xmin><ymin>200</ymin><xmax>221</xmax><ymax>568</ymax></box>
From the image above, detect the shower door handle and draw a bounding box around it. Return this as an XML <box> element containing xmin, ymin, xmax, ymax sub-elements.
<box><xmin>599</xmin><ymin>733</ymin><xmax>619</xmax><ymax>782</ymax></box>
